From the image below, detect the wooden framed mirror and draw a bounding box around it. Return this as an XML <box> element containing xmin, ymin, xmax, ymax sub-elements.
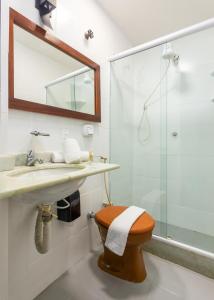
<box><xmin>9</xmin><ymin>8</ymin><xmax>101</xmax><ymax>122</ymax></box>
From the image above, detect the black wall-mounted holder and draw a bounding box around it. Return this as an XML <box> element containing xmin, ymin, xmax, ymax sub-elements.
<box><xmin>35</xmin><ymin>0</ymin><xmax>56</xmax><ymax>16</ymax></box>
<box><xmin>35</xmin><ymin>0</ymin><xmax>57</xmax><ymax>29</ymax></box>
<box><xmin>57</xmin><ymin>191</ymin><xmax>81</xmax><ymax>223</ymax></box>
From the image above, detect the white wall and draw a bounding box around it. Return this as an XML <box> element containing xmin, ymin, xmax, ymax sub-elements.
<box><xmin>0</xmin><ymin>1</ymin><xmax>9</xmax><ymax>299</ymax></box>
<box><xmin>0</xmin><ymin>0</ymin><xmax>131</xmax><ymax>299</ymax></box>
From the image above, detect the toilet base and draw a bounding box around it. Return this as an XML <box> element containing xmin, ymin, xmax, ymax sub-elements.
<box><xmin>97</xmin><ymin>246</ymin><xmax>147</xmax><ymax>283</ymax></box>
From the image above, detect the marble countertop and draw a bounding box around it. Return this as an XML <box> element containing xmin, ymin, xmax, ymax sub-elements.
<box><xmin>0</xmin><ymin>162</ymin><xmax>119</xmax><ymax>200</ymax></box>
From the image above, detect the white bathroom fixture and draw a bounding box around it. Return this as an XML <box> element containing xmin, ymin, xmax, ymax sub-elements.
<box><xmin>0</xmin><ymin>162</ymin><xmax>119</xmax><ymax>205</ymax></box>
<box><xmin>8</xmin><ymin>165</ymin><xmax>82</xmax><ymax>179</ymax></box>
<box><xmin>7</xmin><ymin>164</ymin><xmax>85</xmax><ymax>204</ymax></box>
<box><xmin>82</xmin><ymin>124</ymin><xmax>94</xmax><ymax>136</ymax></box>
<box><xmin>162</xmin><ymin>42</ymin><xmax>176</xmax><ymax>59</ymax></box>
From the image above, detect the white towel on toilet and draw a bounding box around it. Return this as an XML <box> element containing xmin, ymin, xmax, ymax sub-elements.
<box><xmin>105</xmin><ymin>206</ymin><xmax>145</xmax><ymax>256</ymax></box>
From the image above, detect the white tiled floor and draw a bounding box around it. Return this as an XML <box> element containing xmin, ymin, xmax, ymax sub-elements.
<box><xmin>36</xmin><ymin>252</ymin><xmax>214</xmax><ymax>300</ymax></box>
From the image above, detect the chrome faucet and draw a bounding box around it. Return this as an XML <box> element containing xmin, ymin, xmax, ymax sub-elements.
<box><xmin>26</xmin><ymin>130</ymin><xmax>50</xmax><ymax>166</ymax></box>
<box><xmin>30</xmin><ymin>130</ymin><xmax>50</xmax><ymax>137</ymax></box>
<box><xmin>26</xmin><ymin>150</ymin><xmax>44</xmax><ymax>166</ymax></box>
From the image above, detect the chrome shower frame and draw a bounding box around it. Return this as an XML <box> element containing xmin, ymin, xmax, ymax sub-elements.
<box><xmin>109</xmin><ymin>18</ymin><xmax>214</xmax><ymax>62</ymax></box>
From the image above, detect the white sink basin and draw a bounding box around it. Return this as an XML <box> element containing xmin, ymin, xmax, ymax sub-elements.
<box><xmin>8</xmin><ymin>164</ymin><xmax>86</xmax><ymax>205</ymax></box>
<box><xmin>9</xmin><ymin>166</ymin><xmax>81</xmax><ymax>179</ymax></box>
<box><xmin>0</xmin><ymin>162</ymin><xmax>120</xmax><ymax>205</ymax></box>
<box><xmin>16</xmin><ymin>178</ymin><xmax>86</xmax><ymax>205</ymax></box>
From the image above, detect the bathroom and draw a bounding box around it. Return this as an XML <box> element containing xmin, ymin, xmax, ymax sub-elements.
<box><xmin>1</xmin><ymin>0</ymin><xmax>214</xmax><ymax>299</ymax></box>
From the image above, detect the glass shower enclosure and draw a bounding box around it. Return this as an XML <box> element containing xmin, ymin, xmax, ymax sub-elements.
<box><xmin>109</xmin><ymin>23</ymin><xmax>214</xmax><ymax>254</ymax></box>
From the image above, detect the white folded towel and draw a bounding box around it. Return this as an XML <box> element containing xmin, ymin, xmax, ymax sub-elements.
<box><xmin>52</xmin><ymin>148</ymin><xmax>90</xmax><ymax>164</ymax></box>
<box><xmin>51</xmin><ymin>151</ymin><xmax>65</xmax><ymax>163</ymax></box>
<box><xmin>80</xmin><ymin>151</ymin><xmax>90</xmax><ymax>162</ymax></box>
<box><xmin>63</xmin><ymin>138</ymin><xmax>81</xmax><ymax>164</ymax></box>
<box><xmin>105</xmin><ymin>206</ymin><xmax>145</xmax><ymax>256</ymax></box>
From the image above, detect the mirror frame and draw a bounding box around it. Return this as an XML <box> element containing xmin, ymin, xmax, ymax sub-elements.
<box><xmin>9</xmin><ymin>8</ymin><xmax>101</xmax><ymax>122</ymax></box>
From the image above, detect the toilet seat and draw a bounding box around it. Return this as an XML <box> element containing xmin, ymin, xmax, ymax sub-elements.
<box><xmin>95</xmin><ymin>206</ymin><xmax>155</xmax><ymax>235</ymax></box>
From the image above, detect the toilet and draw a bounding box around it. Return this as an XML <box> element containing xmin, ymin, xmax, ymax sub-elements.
<box><xmin>95</xmin><ymin>206</ymin><xmax>155</xmax><ymax>283</ymax></box>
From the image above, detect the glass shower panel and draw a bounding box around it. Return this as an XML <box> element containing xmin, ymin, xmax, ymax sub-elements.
<box><xmin>46</xmin><ymin>69</ymin><xmax>94</xmax><ymax>114</ymax></box>
<box><xmin>110</xmin><ymin>45</ymin><xmax>167</xmax><ymax>237</ymax></box>
<box><xmin>73</xmin><ymin>70</ymin><xmax>95</xmax><ymax>115</ymax></box>
<box><xmin>166</xmin><ymin>27</ymin><xmax>214</xmax><ymax>252</ymax></box>
<box><xmin>46</xmin><ymin>77</ymin><xmax>75</xmax><ymax>110</ymax></box>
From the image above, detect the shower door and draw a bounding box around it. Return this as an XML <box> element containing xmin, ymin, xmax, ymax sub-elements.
<box><xmin>110</xmin><ymin>44</ymin><xmax>168</xmax><ymax>238</ymax></box>
<box><xmin>110</xmin><ymin>24</ymin><xmax>214</xmax><ymax>253</ymax></box>
<box><xmin>166</xmin><ymin>26</ymin><xmax>214</xmax><ymax>252</ymax></box>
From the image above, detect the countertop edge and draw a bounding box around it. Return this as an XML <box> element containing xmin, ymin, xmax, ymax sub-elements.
<box><xmin>0</xmin><ymin>163</ymin><xmax>120</xmax><ymax>201</ymax></box>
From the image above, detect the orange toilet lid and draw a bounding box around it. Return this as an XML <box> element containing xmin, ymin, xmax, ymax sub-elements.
<box><xmin>95</xmin><ymin>206</ymin><xmax>155</xmax><ymax>235</ymax></box>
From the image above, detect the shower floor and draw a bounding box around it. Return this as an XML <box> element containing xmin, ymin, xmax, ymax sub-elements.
<box><xmin>154</xmin><ymin>221</ymin><xmax>214</xmax><ymax>253</ymax></box>
<box><xmin>35</xmin><ymin>251</ymin><xmax>214</xmax><ymax>300</ymax></box>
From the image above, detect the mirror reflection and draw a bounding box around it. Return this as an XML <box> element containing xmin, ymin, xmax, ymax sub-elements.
<box><xmin>14</xmin><ymin>25</ymin><xmax>95</xmax><ymax>115</ymax></box>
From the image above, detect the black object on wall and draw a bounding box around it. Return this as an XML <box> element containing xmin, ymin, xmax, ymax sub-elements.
<box><xmin>35</xmin><ymin>0</ymin><xmax>56</xmax><ymax>28</ymax></box>
<box><xmin>57</xmin><ymin>190</ymin><xmax>81</xmax><ymax>222</ymax></box>
<box><xmin>35</xmin><ymin>0</ymin><xmax>56</xmax><ymax>16</ymax></box>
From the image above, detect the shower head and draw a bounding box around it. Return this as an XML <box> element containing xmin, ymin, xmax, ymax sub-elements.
<box><xmin>162</xmin><ymin>43</ymin><xmax>176</xmax><ymax>59</ymax></box>
<box><xmin>162</xmin><ymin>43</ymin><xmax>179</xmax><ymax>65</ymax></box>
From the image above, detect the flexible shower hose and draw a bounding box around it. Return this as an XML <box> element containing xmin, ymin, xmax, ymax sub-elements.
<box><xmin>98</xmin><ymin>156</ymin><xmax>112</xmax><ymax>206</ymax></box>
<box><xmin>137</xmin><ymin>59</ymin><xmax>171</xmax><ymax>145</ymax></box>
<box><xmin>104</xmin><ymin>171</ymin><xmax>112</xmax><ymax>205</ymax></box>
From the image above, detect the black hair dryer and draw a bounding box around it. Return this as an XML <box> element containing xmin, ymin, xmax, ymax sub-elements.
<box><xmin>35</xmin><ymin>0</ymin><xmax>57</xmax><ymax>29</ymax></box>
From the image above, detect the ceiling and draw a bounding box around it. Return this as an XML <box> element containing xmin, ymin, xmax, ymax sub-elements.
<box><xmin>96</xmin><ymin>0</ymin><xmax>214</xmax><ymax>46</ymax></box>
